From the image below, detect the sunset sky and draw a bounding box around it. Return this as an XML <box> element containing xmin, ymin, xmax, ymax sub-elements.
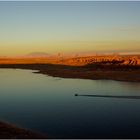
<box><xmin>0</xmin><ymin>1</ymin><xmax>140</xmax><ymax>56</ymax></box>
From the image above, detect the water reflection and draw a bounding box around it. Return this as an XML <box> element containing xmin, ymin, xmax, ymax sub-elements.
<box><xmin>0</xmin><ymin>69</ymin><xmax>140</xmax><ymax>138</ymax></box>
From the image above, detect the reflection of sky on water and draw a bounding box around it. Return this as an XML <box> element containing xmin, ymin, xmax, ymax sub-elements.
<box><xmin>0</xmin><ymin>69</ymin><xmax>140</xmax><ymax>138</ymax></box>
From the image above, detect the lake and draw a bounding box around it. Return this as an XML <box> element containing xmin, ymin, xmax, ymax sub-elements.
<box><xmin>0</xmin><ymin>69</ymin><xmax>140</xmax><ymax>138</ymax></box>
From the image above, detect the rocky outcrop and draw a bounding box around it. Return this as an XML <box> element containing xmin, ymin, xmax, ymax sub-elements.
<box><xmin>63</xmin><ymin>55</ymin><xmax>140</xmax><ymax>66</ymax></box>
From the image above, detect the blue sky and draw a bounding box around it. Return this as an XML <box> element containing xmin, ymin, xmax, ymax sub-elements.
<box><xmin>0</xmin><ymin>1</ymin><xmax>140</xmax><ymax>56</ymax></box>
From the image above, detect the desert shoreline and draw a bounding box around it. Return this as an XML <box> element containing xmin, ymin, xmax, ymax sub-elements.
<box><xmin>0</xmin><ymin>121</ymin><xmax>47</xmax><ymax>139</ymax></box>
<box><xmin>0</xmin><ymin>63</ymin><xmax>140</xmax><ymax>82</ymax></box>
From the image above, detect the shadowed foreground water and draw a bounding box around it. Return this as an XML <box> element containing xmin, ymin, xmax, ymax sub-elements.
<box><xmin>0</xmin><ymin>69</ymin><xmax>140</xmax><ymax>138</ymax></box>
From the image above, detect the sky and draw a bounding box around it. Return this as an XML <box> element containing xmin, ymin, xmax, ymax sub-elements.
<box><xmin>0</xmin><ymin>1</ymin><xmax>140</xmax><ymax>56</ymax></box>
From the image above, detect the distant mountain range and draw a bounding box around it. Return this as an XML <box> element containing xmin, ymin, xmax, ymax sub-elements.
<box><xmin>26</xmin><ymin>52</ymin><xmax>50</xmax><ymax>57</ymax></box>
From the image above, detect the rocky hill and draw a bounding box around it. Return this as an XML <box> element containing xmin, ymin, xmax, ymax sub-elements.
<box><xmin>60</xmin><ymin>55</ymin><xmax>140</xmax><ymax>66</ymax></box>
<box><xmin>0</xmin><ymin>55</ymin><xmax>140</xmax><ymax>67</ymax></box>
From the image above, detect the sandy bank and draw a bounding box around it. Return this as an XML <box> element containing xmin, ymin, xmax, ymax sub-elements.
<box><xmin>0</xmin><ymin>121</ymin><xmax>47</xmax><ymax>139</ymax></box>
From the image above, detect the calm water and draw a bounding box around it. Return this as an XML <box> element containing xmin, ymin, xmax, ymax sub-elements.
<box><xmin>0</xmin><ymin>69</ymin><xmax>140</xmax><ymax>138</ymax></box>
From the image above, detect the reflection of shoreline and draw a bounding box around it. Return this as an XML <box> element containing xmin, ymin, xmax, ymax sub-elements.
<box><xmin>0</xmin><ymin>121</ymin><xmax>47</xmax><ymax>139</ymax></box>
<box><xmin>75</xmin><ymin>94</ymin><xmax>140</xmax><ymax>99</ymax></box>
<box><xmin>0</xmin><ymin>63</ymin><xmax>140</xmax><ymax>82</ymax></box>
